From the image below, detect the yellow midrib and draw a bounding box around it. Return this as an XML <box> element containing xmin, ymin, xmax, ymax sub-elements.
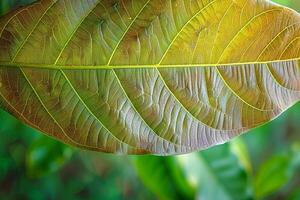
<box><xmin>0</xmin><ymin>58</ymin><xmax>298</xmax><ymax>69</ymax></box>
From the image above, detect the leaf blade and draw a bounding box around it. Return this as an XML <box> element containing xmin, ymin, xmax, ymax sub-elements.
<box><xmin>0</xmin><ymin>0</ymin><xmax>299</xmax><ymax>155</ymax></box>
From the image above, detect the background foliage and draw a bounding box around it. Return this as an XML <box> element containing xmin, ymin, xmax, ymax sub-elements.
<box><xmin>0</xmin><ymin>0</ymin><xmax>300</xmax><ymax>199</ymax></box>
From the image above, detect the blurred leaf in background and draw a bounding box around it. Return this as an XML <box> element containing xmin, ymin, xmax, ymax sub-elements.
<box><xmin>26</xmin><ymin>136</ymin><xmax>73</xmax><ymax>178</ymax></box>
<box><xmin>253</xmin><ymin>154</ymin><xmax>296</xmax><ymax>199</ymax></box>
<box><xmin>0</xmin><ymin>0</ymin><xmax>300</xmax><ymax>200</ymax></box>
<box><xmin>176</xmin><ymin>143</ymin><xmax>252</xmax><ymax>200</ymax></box>
<box><xmin>0</xmin><ymin>0</ymin><xmax>36</xmax><ymax>15</ymax></box>
<box><xmin>132</xmin><ymin>156</ymin><xmax>196</xmax><ymax>200</ymax></box>
<box><xmin>272</xmin><ymin>0</ymin><xmax>300</xmax><ymax>11</ymax></box>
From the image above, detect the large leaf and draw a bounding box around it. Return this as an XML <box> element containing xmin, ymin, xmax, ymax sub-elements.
<box><xmin>0</xmin><ymin>0</ymin><xmax>299</xmax><ymax>155</ymax></box>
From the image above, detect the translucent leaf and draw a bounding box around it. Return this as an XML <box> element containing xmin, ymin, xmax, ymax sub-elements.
<box><xmin>0</xmin><ymin>0</ymin><xmax>299</xmax><ymax>154</ymax></box>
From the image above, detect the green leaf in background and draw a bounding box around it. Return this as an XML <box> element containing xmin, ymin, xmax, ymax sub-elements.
<box><xmin>0</xmin><ymin>0</ymin><xmax>299</xmax><ymax>155</ymax></box>
<box><xmin>254</xmin><ymin>155</ymin><xmax>293</xmax><ymax>198</ymax></box>
<box><xmin>289</xmin><ymin>189</ymin><xmax>300</xmax><ymax>200</ymax></box>
<box><xmin>26</xmin><ymin>136</ymin><xmax>72</xmax><ymax>178</ymax></box>
<box><xmin>0</xmin><ymin>0</ymin><xmax>36</xmax><ymax>16</ymax></box>
<box><xmin>132</xmin><ymin>156</ymin><xmax>195</xmax><ymax>200</ymax></box>
<box><xmin>176</xmin><ymin>143</ymin><xmax>252</xmax><ymax>200</ymax></box>
<box><xmin>273</xmin><ymin>0</ymin><xmax>300</xmax><ymax>11</ymax></box>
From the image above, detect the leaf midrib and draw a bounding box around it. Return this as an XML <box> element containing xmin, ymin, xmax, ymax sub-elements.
<box><xmin>0</xmin><ymin>58</ymin><xmax>298</xmax><ymax>70</ymax></box>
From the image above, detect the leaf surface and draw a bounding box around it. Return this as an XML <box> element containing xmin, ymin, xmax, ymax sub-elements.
<box><xmin>0</xmin><ymin>0</ymin><xmax>299</xmax><ymax>155</ymax></box>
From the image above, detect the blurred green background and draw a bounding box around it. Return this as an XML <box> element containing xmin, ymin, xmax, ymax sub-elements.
<box><xmin>0</xmin><ymin>1</ymin><xmax>300</xmax><ymax>199</ymax></box>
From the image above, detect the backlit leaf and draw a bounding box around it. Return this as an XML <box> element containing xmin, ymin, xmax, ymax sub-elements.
<box><xmin>0</xmin><ymin>0</ymin><xmax>299</xmax><ymax>155</ymax></box>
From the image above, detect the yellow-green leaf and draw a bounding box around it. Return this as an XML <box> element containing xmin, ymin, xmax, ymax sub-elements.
<box><xmin>0</xmin><ymin>0</ymin><xmax>299</xmax><ymax>155</ymax></box>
